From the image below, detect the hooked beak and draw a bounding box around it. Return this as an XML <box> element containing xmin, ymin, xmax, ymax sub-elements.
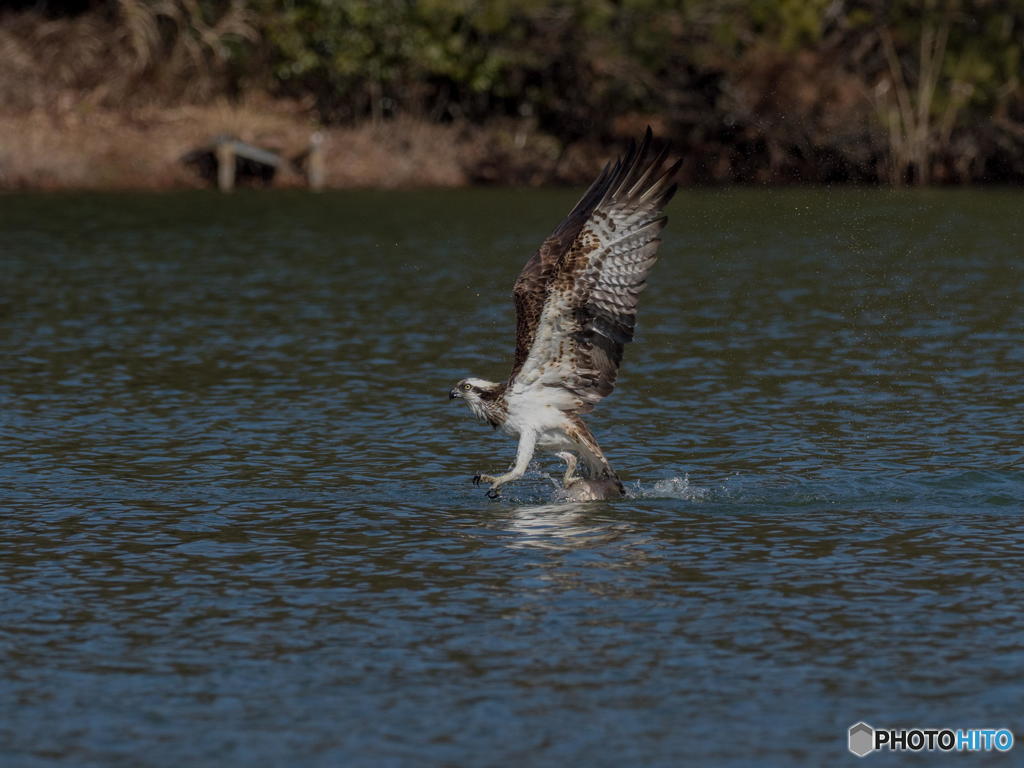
<box><xmin>449</xmin><ymin>388</ymin><xmax>460</xmax><ymax>400</ymax></box>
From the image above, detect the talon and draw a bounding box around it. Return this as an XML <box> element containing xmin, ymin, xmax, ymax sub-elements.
<box><xmin>486</xmin><ymin>488</ymin><xmax>501</xmax><ymax>499</ymax></box>
<box><xmin>472</xmin><ymin>474</ymin><xmax>482</xmax><ymax>485</ymax></box>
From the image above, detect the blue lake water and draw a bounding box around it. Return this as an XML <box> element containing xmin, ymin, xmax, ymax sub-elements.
<box><xmin>1</xmin><ymin>188</ymin><xmax>1022</xmax><ymax>765</ymax></box>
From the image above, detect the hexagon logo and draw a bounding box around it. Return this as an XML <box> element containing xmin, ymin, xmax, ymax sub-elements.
<box><xmin>848</xmin><ymin>722</ymin><xmax>875</xmax><ymax>757</ymax></box>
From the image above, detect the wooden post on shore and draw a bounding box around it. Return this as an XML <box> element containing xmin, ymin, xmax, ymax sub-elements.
<box><xmin>182</xmin><ymin>136</ymin><xmax>281</xmax><ymax>189</ymax></box>
<box><xmin>216</xmin><ymin>140</ymin><xmax>236</xmax><ymax>192</ymax></box>
<box><xmin>307</xmin><ymin>131</ymin><xmax>325</xmax><ymax>191</ymax></box>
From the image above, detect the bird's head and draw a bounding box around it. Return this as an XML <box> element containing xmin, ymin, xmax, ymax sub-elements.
<box><xmin>449</xmin><ymin>377</ymin><xmax>502</xmax><ymax>423</ymax></box>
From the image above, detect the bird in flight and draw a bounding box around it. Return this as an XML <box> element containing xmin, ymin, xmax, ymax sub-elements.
<box><xmin>450</xmin><ymin>129</ymin><xmax>679</xmax><ymax>500</ymax></box>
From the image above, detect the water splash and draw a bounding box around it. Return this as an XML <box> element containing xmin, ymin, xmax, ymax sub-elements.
<box><xmin>543</xmin><ymin>469</ymin><xmax>712</xmax><ymax>503</ymax></box>
<box><xmin>517</xmin><ymin>466</ymin><xmax>814</xmax><ymax>506</ymax></box>
<box><xmin>627</xmin><ymin>474</ymin><xmax>710</xmax><ymax>502</ymax></box>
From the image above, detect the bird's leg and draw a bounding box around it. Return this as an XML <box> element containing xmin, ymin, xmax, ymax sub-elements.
<box><xmin>554</xmin><ymin>451</ymin><xmax>579</xmax><ymax>487</ymax></box>
<box><xmin>471</xmin><ymin>458</ymin><xmax>515</xmax><ymax>485</ymax></box>
<box><xmin>475</xmin><ymin>431</ymin><xmax>537</xmax><ymax>498</ymax></box>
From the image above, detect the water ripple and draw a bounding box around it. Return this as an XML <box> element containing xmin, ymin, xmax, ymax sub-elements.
<box><xmin>1</xmin><ymin>189</ymin><xmax>1022</xmax><ymax>766</ymax></box>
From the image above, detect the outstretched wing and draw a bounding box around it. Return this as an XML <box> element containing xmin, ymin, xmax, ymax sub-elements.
<box><xmin>509</xmin><ymin>159</ymin><xmax>621</xmax><ymax>382</ymax></box>
<box><xmin>509</xmin><ymin>128</ymin><xmax>679</xmax><ymax>413</ymax></box>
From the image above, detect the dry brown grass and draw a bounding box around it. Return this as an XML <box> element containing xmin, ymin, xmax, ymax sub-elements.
<box><xmin>0</xmin><ymin>99</ymin><xmax>296</xmax><ymax>190</ymax></box>
<box><xmin>0</xmin><ymin>4</ymin><xmax>254</xmax><ymax>112</ymax></box>
<box><xmin>318</xmin><ymin>118</ymin><xmax>477</xmax><ymax>188</ymax></box>
<box><xmin>0</xmin><ymin>100</ymin><xmax>532</xmax><ymax>190</ymax></box>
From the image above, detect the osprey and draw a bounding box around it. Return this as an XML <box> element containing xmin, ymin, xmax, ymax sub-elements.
<box><xmin>450</xmin><ymin>129</ymin><xmax>680</xmax><ymax>500</ymax></box>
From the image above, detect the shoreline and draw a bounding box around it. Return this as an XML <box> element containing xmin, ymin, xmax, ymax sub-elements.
<box><xmin>1</xmin><ymin>102</ymin><xmax>679</xmax><ymax>193</ymax></box>
<box><xmin>2</xmin><ymin>101</ymin><xmax>1022</xmax><ymax>193</ymax></box>
<box><xmin>0</xmin><ymin>104</ymin><xmax>489</xmax><ymax>192</ymax></box>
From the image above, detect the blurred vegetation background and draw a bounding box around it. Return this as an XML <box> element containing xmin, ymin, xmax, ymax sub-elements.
<box><xmin>2</xmin><ymin>0</ymin><xmax>1023</xmax><ymax>187</ymax></box>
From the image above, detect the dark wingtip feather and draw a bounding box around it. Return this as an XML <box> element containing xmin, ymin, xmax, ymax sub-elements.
<box><xmin>602</xmin><ymin>129</ymin><xmax>679</xmax><ymax>208</ymax></box>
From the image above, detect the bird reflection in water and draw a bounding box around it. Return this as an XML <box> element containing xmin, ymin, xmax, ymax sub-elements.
<box><xmin>502</xmin><ymin>502</ymin><xmax>632</xmax><ymax>551</ymax></box>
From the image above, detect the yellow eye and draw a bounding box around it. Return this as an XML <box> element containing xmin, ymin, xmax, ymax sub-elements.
<box><xmin>462</xmin><ymin>383</ymin><xmax>472</xmax><ymax>391</ymax></box>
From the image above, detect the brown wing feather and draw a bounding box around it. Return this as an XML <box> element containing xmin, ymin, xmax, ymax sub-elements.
<box><xmin>509</xmin><ymin>151</ymin><xmax>629</xmax><ymax>382</ymax></box>
<box><xmin>511</xmin><ymin>127</ymin><xmax>680</xmax><ymax>412</ymax></box>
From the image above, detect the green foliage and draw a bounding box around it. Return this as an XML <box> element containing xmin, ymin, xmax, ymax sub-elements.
<box><xmin>746</xmin><ymin>0</ymin><xmax>831</xmax><ymax>48</ymax></box>
<box><xmin>257</xmin><ymin>0</ymin><xmax>551</xmax><ymax>119</ymax></box>
<box><xmin>250</xmin><ymin>1</ymin><xmax>1022</xmax><ymax>134</ymax></box>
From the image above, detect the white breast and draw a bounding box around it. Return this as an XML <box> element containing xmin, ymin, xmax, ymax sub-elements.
<box><xmin>503</xmin><ymin>389</ymin><xmax>575</xmax><ymax>452</ymax></box>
